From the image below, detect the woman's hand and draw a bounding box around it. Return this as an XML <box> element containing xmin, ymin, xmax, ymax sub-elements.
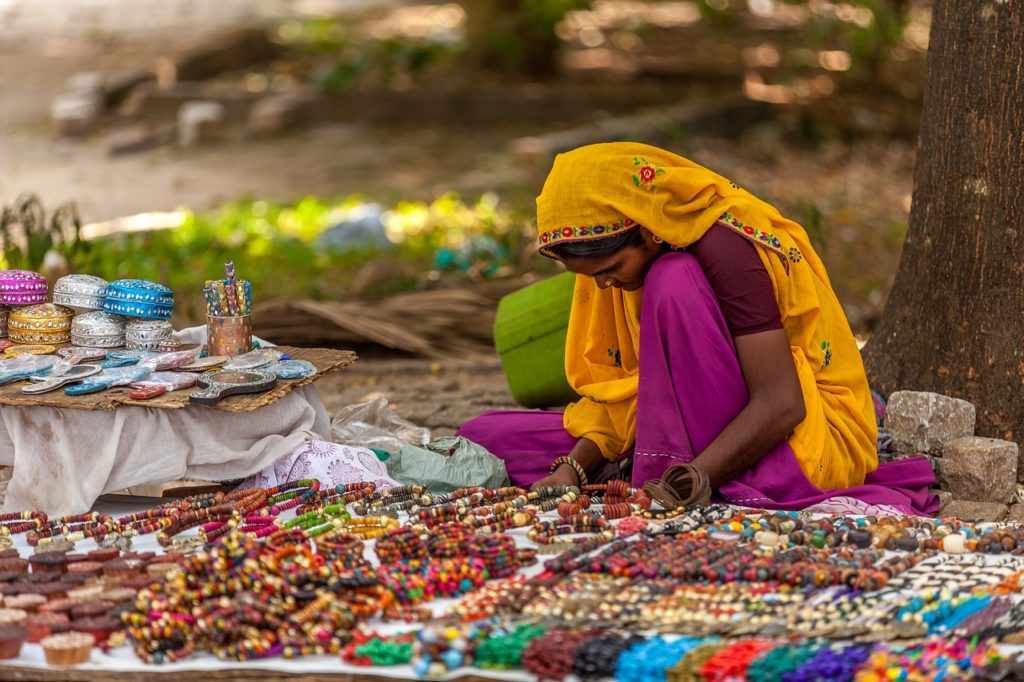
<box><xmin>530</xmin><ymin>437</ymin><xmax>605</xmax><ymax>491</ymax></box>
<box><xmin>530</xmin><ymin>463</ymin><xmax>581</xmax><ymax>491</ymax></box>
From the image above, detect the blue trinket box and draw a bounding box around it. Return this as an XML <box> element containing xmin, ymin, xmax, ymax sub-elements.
<box><xmin>103</xmin><ymin>279</ymin><xmax>174</xmax><ymax>320</ymax></box>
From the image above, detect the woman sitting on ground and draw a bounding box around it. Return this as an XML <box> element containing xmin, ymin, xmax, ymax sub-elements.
<box><xmin>459</xmin><ymin>142</ymin><xmax>936</xmax><ymax>514</ymax></box>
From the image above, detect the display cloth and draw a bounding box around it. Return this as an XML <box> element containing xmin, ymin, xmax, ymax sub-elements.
<box><xmin>0</xmin><ymin>321</ymin><xmax>356</xmax><ymax>514</ymax></box>
<box><xmin>0</xmin><ymin>495</ymin><xmax>1022</xmax><ymax>681</ymax></box>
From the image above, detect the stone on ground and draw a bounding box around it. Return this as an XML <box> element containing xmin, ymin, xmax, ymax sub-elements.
<box><xmin>177</xmin><ymin>100</ymin><xmax>225</xmax><ymax>146</ymax></box>
<box><xmin>940</xmin><ymin>436</ymin><xmax>1018</xmax><ymax>504</ymax></box>
<box><xmin>941</xmin><ymin>499</ymin><xmax>1008</xmax><ymax>522</ymax></box>
<box><xmin>246</xmin><ymin>93</ymin><xmax>308</xmax><ymax>137</ymax></box>
<box><xmin>1007</xmin><ymin>503</ymin><xmax>1024</xmax><ymax>525</ymax></box>
<box><xmin>886</xmin><ymin>391</ymin><xmax>975</xmax><ymax>454</ymax></box>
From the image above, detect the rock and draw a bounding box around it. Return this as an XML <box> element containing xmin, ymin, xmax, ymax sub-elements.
<box><xmin>940</xmin><ymin>436</ymin><xmax>1018</xmax><ymax>503</ymax></box>
<box><xmin>941</xmin><ymin>499</ymin><xmax>1008</xmax><ymax>522</ymax></box>
<box><xmin>246</xmin><ymin>94</ymin><xmax>309</xmax><ymax>138</ymax></box>
<box><xmin>177</xmin><ymin>100</ymin><xmax>225</xmax><ymax>146</ymax></box>
<box><xmin>106</xmin><ymin>123</ymin><xmax>175</xmax><ymax>156</ymax></box>
<box><xmin>65</xmin><ymin>71</ymin><xmax>104</xmax><ymax>96</ymax></box>
<box><xmin>51</xmin><ymin>91</ymin><xmax>102</xmax><ymax>137</ymax></box>
<box><xmin>170</xmin><ymin>28</ymin><xmax>278</xmax><ymax>83</ymax></box>
<box><xmin>934</xmin><ymin>489</ymin><xmax>953</xmax><ymax>511</ymax></box>
<box><xmin>1008</xmin><ymin>503</ymin><xmax>1024</xmax><ymax>525</ymax></box>
<box><xmin>886</xmin><ymin>391</ymin><xmax>976</xmax><ymax>454</ymax></box>
<box><xmin>879</xmin><ymin>452</ymin><xmax>940</xmax><ymax>477</ymax></box>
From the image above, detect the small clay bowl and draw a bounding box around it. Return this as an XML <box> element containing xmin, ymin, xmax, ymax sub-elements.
<box><xmin>146</xmin><ymin>562</ymin><xmax>179</xmax><ymax>580</ymax></box>
<box><xmin>60</xmin><ymin>573</ymin><xmax>89</xmax><ymax>587</ymax></box>
<box><xmin>85</xmin><ymin>549</ymin><xmax>118</xmax><ymax>563</ymax></box>
<box><xmin>26</xmin><ymin>572</ymin><xmax>58</xmax><ymax>584</ymax></box>
<box><xmin>0</xmin><ymin>608</ymin><xmax>27</xmax><ymax>626</ymax></box>
<box><xmin>0</xmin><ymin>572</ymin><xmax>22</xmax><ymax>584</ymax></box>
<box><xmin>66</xmin><ymin>585</ymin><xmax>104</xmax><ymax>602</ymax></box>
<box><xmin>0</xmin><ymin>624</ymin><xmax>26</xmax><ymax>660</ymax></box>
<box><xmin>70</xmin><ymin>601</ymin><xmax>114</xmax><ymax>620</ymax></box>
<box><xmin>70</xmin><ymin>616</ymin><xmax>118</xmax><ymax>644</ymax></box>
<box><xmin>122</xmin><ymin>575</ymin><xmax>154</xmax><ymax>591</ymax></box>
<box><xmin>102</xmin><ymin>559</ymin><xmax>144</xmax><ymax>580</ymax></box>
<box><xmin>124</xmin><ymin>551</ymin><xmax>156</xmax><ymax>562</ymax></box>
<box><xmin>3</xmin><ymin>594</ymin><xmax>46</xmax><ymax>613</ymax></box>
<box><xmin>41</xmin><ymin>631</ymin><xmax>94</xmax><ymax>665</ymax></box>
<box><xmin>0</xmin><ymin>549</ymin><xmax>19</xmax><ymax>560</ymax></box>
<box><xmin>100</xmin><ymin>587</ymin><xmax>135</xmax><ymax>604</ymax></box>
<box><xmin>67</xmin><ymin>561</ymin><xmax>104</xmax><ymax>578</ymax></box>
<box><xmin>29</xmin><ymin>553</ymin><xmax>67</xmax><ymax>575</ymax></box>
<box><xmin>0</xmin><ymin>558</ymin><xmax>27</xmax><ymax>575</ymax></box>
<box><xmin>38</xmin><ymin>598</ymin><xmax>81</xmax><ymax>616</ymax></box>
<box><xmin>0</xmin><ymin>584</ymin><xmax>23</xmax><ymax>597</ymax></box>
<box><xmin>63</xmin><ymin>553</ymin><xmax>90</xmax><ymax>565</ymax></box>
<box><xmin>24</xmin><ymin>612</ymin><xmax>69</xmax><ymax>643</ymax></box>
<box><xmin>32</xmin><ymin>583</ymin><xmax>67</xmax><ymax>600</ymax></box>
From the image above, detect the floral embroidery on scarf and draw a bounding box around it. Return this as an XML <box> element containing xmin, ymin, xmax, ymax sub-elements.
<box><xmin>788</xmin><ymin>247</ymin><xmax>803</xmax><ymax>263</ymax></box>
<box><xmin>714</xmin><ymin>212</ymin><xmax>790</xmax><ymax>275</ymax></box>
<box><xmin>820</xmin><ymin>341</ymin><xmax>833</xmax><ymax>369</ymax></box>
<box><xmin>607</xmin><ymin>347</ymin><xmax>622</xmax><ymax>368</ymax></box>
<box><xmin>632</xmin><ymin>157</ymin><xmax>665</xmax><ymax>191</ymax></box>
<box><xmin>538</xmin><ymin>218</ymin><xmax>636</xmax><ymax>249</ymax></box>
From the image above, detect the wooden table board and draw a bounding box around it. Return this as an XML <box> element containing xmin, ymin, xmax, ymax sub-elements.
<box><xmin>0</xmin><ymin>346</ymin><xmax>356</xmax><ymax>413</ymax></box>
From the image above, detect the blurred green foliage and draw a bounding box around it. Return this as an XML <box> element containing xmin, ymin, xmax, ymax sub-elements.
<box><xmin>464</xmin><ymin>0</ymin><xmax>591</xmax><ymax>76</ymax></box>
<box><xmin>65</xmin><ymin>194</ymin><xmax>532</xmax><ymax>323</ymax></box>
<box><xmin>0</xmin><ymin>195</ymin><xmax>83</xmax><ymax>272</ymax></box>
<box><xmin>695</xmin><ymin>0</ymin><xmax>912</xmax><ymax>75</ymax></box>
<box><xmin>277</xmin><ymin>17</ymin><xmax>463</xmax><ymax>92</ymax></box>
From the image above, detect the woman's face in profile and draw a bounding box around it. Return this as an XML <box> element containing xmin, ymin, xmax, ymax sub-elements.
<box><xmin>557</xmin><ymin>228</ymin><xmax>663</xmax><ymax>292</ymax></box>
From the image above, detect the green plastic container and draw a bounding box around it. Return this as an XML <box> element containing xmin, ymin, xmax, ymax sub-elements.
<box><xmin>494</xmin><ymin>272</ymin><xmax>579</xmax><ymax>408</ymax></box>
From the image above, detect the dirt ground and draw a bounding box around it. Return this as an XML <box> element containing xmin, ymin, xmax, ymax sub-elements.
<box><xmin>0</xmin><ymin>0</ymin><xmax>920</xmax><ymax>430</ymax></box>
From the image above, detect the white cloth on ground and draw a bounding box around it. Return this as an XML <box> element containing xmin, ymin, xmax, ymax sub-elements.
<box><xmin>0</xmin><ymin>326</ymin><xmax>329</xmax><ymax>514</ymax></box>
<box><xmin>238</xmin><ymin>439</ymin><xmax>400</xmax><ymax>491</ymax></box>
<box><xmin>0</xmin><ymin>384</ymin><xmax>330</xmax><ymax>514</ymax></box>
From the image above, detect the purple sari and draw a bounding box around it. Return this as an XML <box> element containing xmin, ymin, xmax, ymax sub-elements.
<box><xmin>459</xmin><ymin>253</ymin><xmax>938</xmax><ymax>515</ymax></box>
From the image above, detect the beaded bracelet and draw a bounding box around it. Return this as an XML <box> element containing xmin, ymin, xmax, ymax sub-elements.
<box><xmin>549</xmin><ymin>456</ymin><xmax>588</xmax><ymax>486</ymax></box>
<box><xmin>527</xmin><ymin>514</ymin><xmax>614</xmax><ymax>553</ymax></box>
<box><xmin>375</xmin><ymin>527</ymin><xmax>427</xmax><ymax>565</ymax></box>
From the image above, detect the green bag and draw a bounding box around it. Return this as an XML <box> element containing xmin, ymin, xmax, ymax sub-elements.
<box><xmin>493</xmin><ymin>272</ymin><xmax>579</xmax><ymax>408</ymax></box>
<box><xmin>386</xmin><ymin>436</ymin><xmax>510</xmax><ymax>493</ymax></box>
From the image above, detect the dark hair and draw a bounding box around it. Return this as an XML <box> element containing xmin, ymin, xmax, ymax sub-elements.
<box><xmin>545</xmin><ymin>225</ymin><xmax>644</xmax><ymax>259</ymax></box>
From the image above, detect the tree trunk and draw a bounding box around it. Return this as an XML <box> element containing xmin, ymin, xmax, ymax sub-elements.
<box><xmin>863</xmin><ymin>1</ymin><xmax>1024</xmax><ymax>441</ymax></box>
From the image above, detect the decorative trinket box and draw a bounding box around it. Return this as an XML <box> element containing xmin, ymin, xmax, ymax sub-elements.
<box><xmin>0</xmin><ymin>306</ymin><xmax>8</xmax><ymax>339</ymax></box>
<box><xmin>0</xmin><ymin>270</ymin><xmax>48</xmax><ymax>306</ymax></box>
<box><xmin>70</xmin><ymin>311</ymin><xmax>126</xmax><ymax>348</ymax></box>
<box><xmin>103</xmin><ymin>279</ymin><xmax>173</xmax><ymax>320</ymax></box>
<box><xmin>8</xmin><ymin>303</ymin><xmax>74</xmax><ymax>344</ymax></box>
<box><xmin>53</xmin><ymin>275</ymin><xmax>108</xmax><ymax>310</ymax></box>
<box><xmin>125</xmin><ymin>319</ymin><xmax>174</xmax><ymax>351</ymax></box>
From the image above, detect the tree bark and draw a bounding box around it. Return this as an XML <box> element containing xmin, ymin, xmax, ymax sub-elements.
<box><xmin>863</xmin><ymin>1</ymin><xmax>1024</xmax><ymax>441</ymax></box>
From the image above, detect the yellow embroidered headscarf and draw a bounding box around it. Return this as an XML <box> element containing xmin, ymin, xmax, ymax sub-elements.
<box><xmin>536</xmin><ymin>142</ymin><xmax>877</xmax><ymax>490</ymax></box>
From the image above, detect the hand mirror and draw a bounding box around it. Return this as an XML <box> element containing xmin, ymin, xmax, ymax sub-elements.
<box><xmin>23</xmin><ymin>365</ymin><xmax>102</xmax><ymax>394</ymax></box>
<box><xmin>189</xmin><ymin>370</ymin><xmax>277</xmax><ymax>405</ymax></box>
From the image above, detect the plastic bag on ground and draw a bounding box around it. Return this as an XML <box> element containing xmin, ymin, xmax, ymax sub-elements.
<box><xmin>386</xmin><ymin>436</ymin><xmax>510</xmax><ymax>493</ymax></box>
<box><xmin>331</xmin><ymin>397</ymin><xmax>430</xmax><ymax>455</ymax></box>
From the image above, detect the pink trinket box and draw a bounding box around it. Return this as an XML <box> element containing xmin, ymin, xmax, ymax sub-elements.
<box><xmin>0</xmin><ymin>271</ymin><xmax>48</xmax><ymax>306</ymax></box>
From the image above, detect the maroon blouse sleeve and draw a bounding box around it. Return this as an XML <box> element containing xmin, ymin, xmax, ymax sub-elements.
<box><xmin>686</xmin><ymin>224</ymin><xmax>783</xmax><ymax>336</ymax></box>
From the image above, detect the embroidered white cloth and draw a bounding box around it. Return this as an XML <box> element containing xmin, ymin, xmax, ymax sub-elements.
<box><xmin>239</xmin><ymin>440</ymin><xmax>400</xmax><ymax>491</ymax></box>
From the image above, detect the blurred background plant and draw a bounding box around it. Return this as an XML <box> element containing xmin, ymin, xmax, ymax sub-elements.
<box><xmin>0</xmin><ymin>194</ymin><xmax>84</xmax><ymax>273</ymax></box>
<box><xmin>68</xmin><ymin>194</ymin><xmax>537</xmax><ymax>324</ymax></box>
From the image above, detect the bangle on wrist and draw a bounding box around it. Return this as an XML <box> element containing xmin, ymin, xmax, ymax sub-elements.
<box><xmin>549</xmin><ymin>456</ymin><xmax>588</xmax><ymax>487</ymax></box>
